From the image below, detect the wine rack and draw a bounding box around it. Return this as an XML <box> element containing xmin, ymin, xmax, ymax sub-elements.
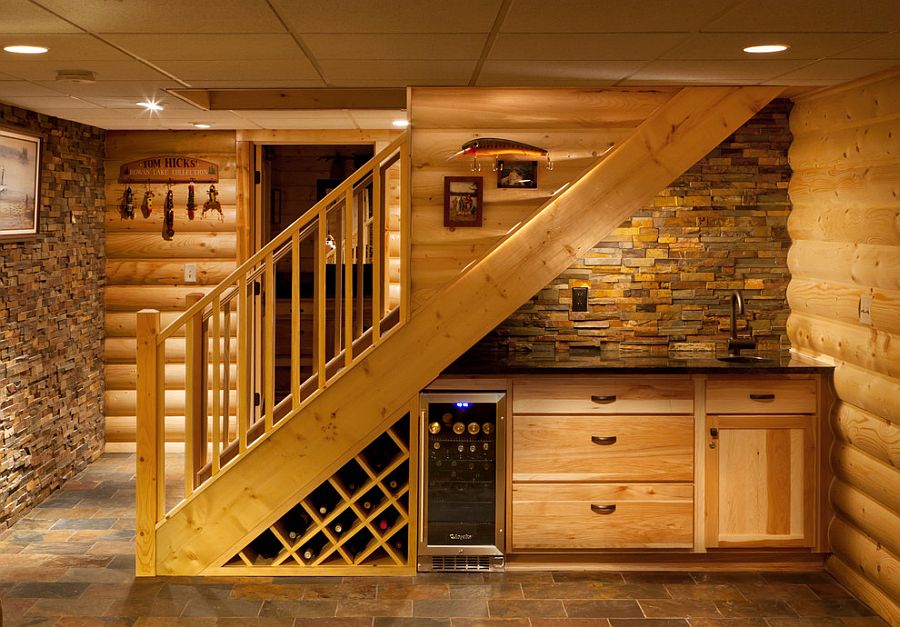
<box><xmin>222</xmin><ymin>413</ymin><xmax>413</xmax><ymax>573</ymax></box>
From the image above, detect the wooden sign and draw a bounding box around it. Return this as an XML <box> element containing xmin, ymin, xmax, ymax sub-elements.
<box><xmin>119</xmin><ymin>156</ymin><xmax>219</xmax><ymax>184</ymax></box>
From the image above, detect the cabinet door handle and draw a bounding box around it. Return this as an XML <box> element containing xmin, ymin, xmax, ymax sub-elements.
<box><xmin>591</xmin><ymin>435</ymin><xmax>617</xmax><ymax>445</ymax></box>
<box><xmin>749</xmin><ymin>393</ymin><xmax>776</xmax><ymax>401</ymax></box>
<box><xmin>591</xmin><ymin>395</ymin><xmax>617</xmax><ymax>404</ymax></box>
<box><xmin>591</xmin><ymin>504</ymin><xmax>617</xmax><ymax>514</ymax></box>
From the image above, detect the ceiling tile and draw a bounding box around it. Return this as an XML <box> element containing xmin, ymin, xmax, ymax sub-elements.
<box><xmin>153</xmin><ymin>59</ymin><xmax>320</xmax><ymax>82</ymax></box>
<box><xmin>491</xmin><ymin>33</ymin><xmax>688</xmax><ymax>60</ymax></box>
<box><xmin>0</xmin><ymin>1</ymin><xmax>80</xmax><ymax>33</ymax></box>
<box><xmin>184</xmin><ymin>79</ymin><xmax>328</xmax><ymax>89</ymax></box>
<box><xmin>319</xmin><ymin>59</ymin><xmax>477</xmax><ymax>85</ymax></box>
<box><xmin>479</xmin><ymin>59</ymin><xmax>644</xmax><ymax>84</ymax></box>
<box><xmin>628</xmin><ymin>59</ymin><xmax>809</xmax><ymax>82</ymax></box>
<box><xmin>663</xmin><ymin>33</ymin><xmax>879</xmax><ymax>60</ymax></box>
<box><xmin>32</xmin><ymin>79</ymin><xmax>180</xmax><ymax>99</ymax></box>
<box><xmin>237</xmin><ymin>116</ymin><xmax>360</xmax><ymax>130</ymax></box>
<box><xmin>33</xmin><ymin>0</ymin><xmax>286</xmax><ymax>33</ymax></box>
<box><xmin>705</xmin><ymin>0</ymin><xmax>900</xmax><ymax>32</ymax></box>
<box><xmin>0</xmin><ymin>59</ymin><xmax>167</xmax><ymax>81</ymax></box>
<box><xmin>502</xmin><ymin>0</ymin><xmax>743</xmax><ymax>32</ymax></box>
<box><xmin>0</xmin><ymin>95</ymin><xmax>102</xmax><ymax>109</ymax></box>
<box><xmin>833</xmin><ymin>33</ymin><xmax>900</xmax><ymax>59</ymax></box>
<box><xmin>303</xmin><ymin>34</ymin><xmax>486</xmax><ymax>59</ymax></box>
<box><xmin>103</xmin><ymin>34</ymin><xmax>307</xmax><ymax>61</ymax></box>
<box><xmin>271</xmin><ymin>0</ymin><xmax>503</xmax><ymax>33</ymax></box>
<box><xmin>0</xmin><ymin>80</ymin><xmax>70</xmax><ymax>97</ymax></box>
<box><xmin>232</xmin><ymin>109</ymin><xmax>358</xmax><ymax>120</ymax></box>
<box><xmin>0</xmin><ymin>33</ymin><xmax>131</xmax><ymax>61</ymax></box>
<box><xmin>770</xmin><ymin>59</ymin><xmax>900</xmax><ymax>81</ymax></box>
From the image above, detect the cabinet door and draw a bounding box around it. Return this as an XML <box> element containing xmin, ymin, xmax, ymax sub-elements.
<box><xmin>705</xmin><ymin>414</ymin><xmax>815</xmax><ymax>548</ymax></box>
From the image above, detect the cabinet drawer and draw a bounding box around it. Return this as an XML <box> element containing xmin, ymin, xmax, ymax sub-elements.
<box><xmin>512</xmin><ymin>483</ymin><xmax>693</xmax><ymax>549</ymax></box>
<box><xmin>513</xmin><ymin>377</ymin><xmax>693</xmax><ymax>414</ymax></box>
<box><xmin>513</xmin><ymin>415</ymin><xmax>693</xmax><ymax>482</ymax></box>
<box><xmin>706</xmin><ymin>378</ymin><xmax>817</xmax><ymax>414</ymax></box>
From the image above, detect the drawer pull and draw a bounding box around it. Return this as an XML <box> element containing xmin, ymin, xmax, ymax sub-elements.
<box><xmin>749</xmin><ymin>393</ymin><xmax>776</xmax><ymax>401</ymax></box>
<box><xmin>591</xmin><ymin>435</ymin><xmax>617</xmax><ymax>445</ymax></box>
<box><xmin>591</xmin><ymin>394</ymin><xmax>617</xmax><ymax>404</ymax></box>
<box><xmin>591</xmin><ymin>504</ymin><xmax>617</xmax><ymax>514</ymax></box>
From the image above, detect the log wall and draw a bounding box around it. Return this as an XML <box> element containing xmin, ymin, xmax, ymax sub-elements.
<box><xmin>788</xmin><ymin>68</ymin><xmax>900</xmax><ymax>624</ymax></box>
<box><xmin>103</xmin><ymin>131</ymin><xmax>238</xmax><ymax>446</ymax></box>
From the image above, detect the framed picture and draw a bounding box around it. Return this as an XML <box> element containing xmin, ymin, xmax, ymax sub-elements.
<box><xmin>0</xmin><ymin>126</ymin><xmax>41</xmax><ymax>240</ymax></box>
<box><xmin>497</xmin><ymin>160</ymin><xmax>537</xmax><ymax>189</ymax></box>
<box><xmin>444</xmin><ymin>176</ymin><xmax>483</xmax><ymax>227</ymax></box>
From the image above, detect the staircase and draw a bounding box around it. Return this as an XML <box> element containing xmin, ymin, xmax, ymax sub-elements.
<box><xmin>135</xmin><ymin>86</ymin><xmax>782</xmax><ymax>576</ymax></box>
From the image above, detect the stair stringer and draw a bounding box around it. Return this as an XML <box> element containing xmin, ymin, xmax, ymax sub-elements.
<box><xmin>154</xmin><ymin>85</ymin><xmax>783</xmax><ymax>576</ymax></box>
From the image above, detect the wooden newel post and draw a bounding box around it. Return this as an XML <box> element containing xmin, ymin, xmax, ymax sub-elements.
<box><xmin>185</xmin><ymin>292</ymin><xmax>206</xmax><ymax>496</ymax></box>
<box><xmin>136</xmin><ymin>308</ymin><xmax>160</xmax><ymax>577</ymax></box>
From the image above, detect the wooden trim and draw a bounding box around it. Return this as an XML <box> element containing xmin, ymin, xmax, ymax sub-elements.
<box><xmin>235</xmin><ymin>142</ymin><xmax>252</xmax><ymax>264</ymax></box>
<box><xmin>344</xmin><ymin>187</ymin><xmax>354</xmax><ymax>365</ymax></box>
<box><xmin>263</xmin><ymin>255</ymin><xmax>275</xmax><ymax>432</ymax></box>
<box><xmin>235</xmin><ymin>129</ymin><xmax>399</xmax><ymax>144</ymax></box>
<box><xmin>135</xmin><ymin>309</ymin><xmax>161</xmax><ymax>577</ymax></box>
<box><xmin>184</xmin><ymin>292</ymin><xmax>205</xmax><ymax>496</ymax></box>
<box><xmin>399</xmin><ymin>142</ymin><xmax>411</xmax><ymax>322</ymax></box>
<box><xmin>291</xmin><ymin>232</ymin><xmax>301</xmax><ymax>410</ymax></box>
<box><xmin>211</xmin><ymin>295</ymin><xmax>222</xmax><ymax>476</ymax></box>
<box><xmin>827</xmin><ymin>554</ymin><xmax>900</xmax><ymax>626</ymax></box>
<box><xmin>316</xmin><ymin>206</ymin><xmax>327</xmax><ymax>387</ymax></box>
<box><xmin>704</xmin><ymin>412</ymin><xmax>720</xmax><ymax>548</ymax></box>
<box><xmin>693</xmin><ymin>376</ymin><xmax>706</xmax><ymax>553</ymax></box>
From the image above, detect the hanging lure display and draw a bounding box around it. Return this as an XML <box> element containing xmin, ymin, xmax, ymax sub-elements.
<box><xmin>121</xmin><ymin>186</ymin><xmax>135</xmax><ymax>219</ymax></box>
<box><xmin>203</xmin><ymin>184</ymin><xmax>223</xmax><ymax>221</ymax></box>
<box><xmin>163</xmin><ymin>185</ymin><xmax>175</xmax><ymax>240</ymax></box>
<box><xmin>140</xmin><ymin>185</ymin><xmax>155</xmax><ymax>219</ymax></box>
<box><xmin>186</xmin><ymin>181</ymin><xmax>196</xmax><ymax>220</ymax></box>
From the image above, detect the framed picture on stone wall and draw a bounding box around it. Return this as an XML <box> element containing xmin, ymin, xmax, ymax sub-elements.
<box><xmin>0</xmin><ymin>125</ymin><xmax>41</xmax><ymax>240</ymax></box>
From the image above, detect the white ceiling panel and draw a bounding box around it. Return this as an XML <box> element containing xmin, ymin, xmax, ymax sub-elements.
<box><xmin>833</xmin><ymin>34</ymin><xmax>900</xmax><ymax>59</ymax></box>
<box><xmin>629</xmin><ymin>59</ymin><xmax>810</xmax><ymax>82</ymax></box>
<box><xmin>0</xmin><ymin>95</ymin><xmax>102</xmax><ymax>109</ymax></box>
<box><xmin>705</xmin><ymin>0</ymin><xmax>900</xmax><ymax>33</ymax></box>
<box><xmin>0</xmin><ymin>80</ymin><xmax>70</xmax><ymax>97</ymax></box>
<box><xmin>0</xmin><ymin>1</ymin><xmax>80</xmax><ymax>33</ymax></box>
<box><xmin>238</xmin><ymin>117</ymin><xmax>360</xmax><ymax>130</ymax></box>
<box><xmin>271</xmin><ymin>0</ymin><xmax>503</xmax><ymax>34</ymax></box>
<box><xmin>502</xmin><ymin>0</ymin><xmax>743</xmax><ymax>33</ymax></box>
<box><xmin>771</xmin><ymin>59</ymin><xmax>900</xmax><ymax>81</ymax></box>
<box><xmin>184</xmin><ymin>79</ymin><xmax>328</xmax><ymax>89</ymax></box>
<box><xmin>33</xmin><ymin>79</ymin><xmax>181</xmax><ymax>99</ymax></box>
<box><xmin>491</xmin><ymin>33</ymin><xmax>689</xmax><ymax>60</ymax></box>
<box><xmin>0</xmin><ymin>59</ymin><xmax>169</xmax><ymax>81</ymax></box>
<box><xmin>303</xmin><ymin>34</ymin><xmax>486</xmax><ymax>60</ymax></box>
<box><xmin>33</xmin><ymin>0</ymin><xmax>286</xmax><ymax>34</ymax></box>
<box><xmin>479</xmin><ymin>60</ymin><xmax>644</xmax><ymax>84</ymax></box>
<box><xmin>154</xmin><ymin>59</ymin><xmax>321</xmax><ymax>82</ymax></box>
<box><xmin>0</xmin><ymin>33</ymin><xmax>131</xmax><ymax>61</ymax></box>
<box><xmin>663</xmin><ymin>33</ymin><xmax>880</xmax><ymax>60</ymax></box>
<box><xmin>103</xmin><ymin>34</ymin><xmax>307</xmax><ymax>62</ymax></box>
<box><xmin>319</xmin><ymin>59</ymin><xmax>477</xmax><ymax>84</ymax></box>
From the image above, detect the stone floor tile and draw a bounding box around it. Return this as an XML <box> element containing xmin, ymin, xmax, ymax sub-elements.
<box><xmin>689</xmin><ymin>573</ymin><xmax>767</xmax><ymax>585</ymax></box>
<box><xmin>482</xmin><ymin>571</ymin><xmax>555</xmax><ymax>583</ymax></box>
<box><xmin>760</xmin><ymin>571</ymin><xmax>835</xmax><ymax>584</ymax></box>
<box><xmin>302</xmin><ymin>582</ymin><xmax>378</xmax><ymax>600</ymax></box>
<box><xmin>61</xmin><ymin>567</ymin><xmax>138</xmax><ymax>583</ymax></box>
<box><xmin>134</xmin><ymin>618</ymin><xmax>217</xmax><ymax>626</ymax></box>
<box><xmin>378</xmin><ymin>583</ymin><xmax>450</xmax><ymax>600</ymax></box>
<box><xmin>451</xmin><ymin>619</ymin><xmax>531</xmax><ymax>626</ymax></box>
<box><xmin>57</xmin><ymin>617</ymin><xmax>138</xmax><ymax>626</ymax></box>
<box><xmin>51</xmin><ymin>518</ymin><xmax>118</xmax><ymax>531</ymax></box>
<box><xmin>530</xmin><ymin>620</ymin><xmax>612</xmax><ymax>627</ymax></box>
<box><xmin>257</xmin><ymin>599</ymin><xmax>337</xmax><ymax>618</ymax></box>
<box><xmin>80</xmin><ymin>582</ymin><xmax>163</xmax><ymax>600</ymax></box>
<box><xmin>638</xmin><ymin>598</ymin><xmax>721</xmax><ymax>618</ymax></box>
<box><xmin>292</xmin><ymin>619</ymin><xmax>372</xmax><ymax>627</ymax></box>
<box><xmin>664</xmin><ymin>584</ymin><xmax>745</xmax><ymax>601</ymax></box>
<box><xmin>622</xmin><ymin>572</ymin><xmax>695</xmax><ymax>585</ymax></box>
<box><xmin>733</xmin><ymin>584</ymin><xmax>818</xmax><ymax>602</ymax></box>
<box><xmin>335</xmin><ymin>598</ymin><xmax>413</xmax><ymax>617</ymax></box>
<box><xmin>216</xmin><ymin>619</ymin><xmax>296</xmax><ymax>626</ymax></box>
<box><xmin>180</xmin><ymin>598</ymin><xmax>264</xmax><ymax>617</ymax></box>
<box><xmin>787</xmin><ymin>597</ymin><xmax>877</xmax><ymax>617</ymax></box>
<box><xmin>685</xmin><ymin>619</ymin><xmax>767</xmax><ymax>626</ymax></box>
<box><xmin>608</xmin><ymin>620</ymin><xmax>689</xmax><ymax>626</ymax></box>
<box><xmin>26</xmin><ymin>597</ymin><xmax>116</xmax><ymax>617</ymax></box>
<box><xmin>375</xmin><ymin>619</ymin><xmax>451</xmax><ymax>627</ymax></box>
<box><xmin>552</xmin><ymin>572</ymin><xmax>626</xmax><ymax>584</ymax></box>
<box><xmin>230</xmin><ymin>583</ymin><xmax>306</xmax><ymax>601</ymax></box>
<box><xmin>102</xmin><ymin>596</ymin><xmax>190</xmax><ymax>618</ymax></box>
<box><xmin>840</xmin><ymin>618</ymin><xmax>891</xmax><ymax>626</ymax></box>
<box><xmin>524</xmin><ymin>583</ymin><xmax>670</xmax><ymax>600</ymax></box>
<box><xmin>156</xmin><ymin>583</ymin><xmax>235</xmax><ymax>602</ymax></box>
<box><xmin>714</xmin><ymin>600</ymin><xmax>798</xmax><ymax>618</ymax></box>
<box><xmin>764</xmin><ymin>619</ymin><xmax>847</xmax><ymax>626</ymax></box>
<box><xmin>564</xmin><ymin>600</ymin><xmax>644</xmax><ymax>619</ymax></box>
<box><xmin>449</xmin><ymin>584</ymin><xmax>523</xmax><ymax>600</ymax></box>
<box><xmin>6</xmin><ymin>581</ymin><xmax>90</xmax><ymax>598</ymax></box>
<box><xmin>413</xmin><ymin>599</ymin><xmax>490</xmax><ymax>618</ymax></box>
<box><xmin>488</xmin><ymin>599</ymin><xmax>567</xmax><ymax>618</ymax></box>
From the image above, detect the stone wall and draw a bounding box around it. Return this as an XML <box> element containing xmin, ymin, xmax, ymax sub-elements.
<box><xmin>473</xmin><ymin>100</ymin><xmax>793</xmax><ymax>357</ymax></box>
<box><xmin>0</xmin><ymin>104</ymin><xmax>106</xmax><ymax>530</ymax></box>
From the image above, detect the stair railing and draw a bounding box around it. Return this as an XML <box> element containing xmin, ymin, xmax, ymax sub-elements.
<box><xmin>136</xmin><ymin>133</ymin><xmax>409</xmax><ymax>572</ymax></box>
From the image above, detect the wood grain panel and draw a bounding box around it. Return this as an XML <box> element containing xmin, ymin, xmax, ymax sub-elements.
<box><xmin>833</xmin><ymin>362</ymin><xmax>900</xmax><ymax>426</ymax></box>
<box><xmin>789</xmin><ymin>117</ymin><xmax>900</xmax><ymax>170</ymax></box>
<box><xmin>832</xmin><ymin>441</ymin><xmax>900</xmax><ymax>514</ymax></box>
<box><xmin>787</xmin><ymin>201</ymin><xmax>900</xmax><ymax>246</ymax></box>
<box><xmin>831</xmin><ymin>479</ymin><xmax>900</xmax><ymax>559</ymax></box>
<box><xmin>827</xmin><ymin>554</ymin><xmax>900</xmax><ymax>627</ymax></box>
<box><xmin>106</xmin><ymin>363</ymin><xmax>237</xmax><ymax>391</ymax></box>
<box><xmin>833</xmin><ymin>401</ymin><xmax>900</xmax><ymax>466</ymax></box>
<box><xmin>829</xmin><ymin>517</ymin><xmax>900</xmax><ymax>606</ymax></box>
<box><xmin>511</xmin><ymin>483</ymin><xmax>693</xmax><ymax>549</ymax></box>
<box><xmin>706</xmin><ymin>377</ymin><xmax>817</xmax><ymax>414</ymax></box>
<box><xmin>105</xmin><ymin>207</ymin><xmax>237</xmax><ymax>233</ymax></box>
<box><xmin>105</xmin><ymin>337</ymin><xmax>238</xmax><ymax>364</ymax></box>
<box><xmin>787</xmin><ymin>279</ymin><xmax>900</xmax><ymax>336</ymax></box>
<box><xmin>106</xmin><ymin>286</ymin><xmax>214</xmax><ymax>312</ymax></box>
<box><xmin>105</xmin><ymin>389</ymin><xmax>237</xmax><ymax>417</ymax></box>
<box><xmin>787</xmin><ymin>240</ymin><xmax>900</xmax><ymax>290</ymax></box>
<box><xmin>411</xmin><ymin>87</ymin><xmax>676</xmax><ymax>129</ymax></box>
<box><xmin>791</xmin><ymin>68</ymin><xmax>900</xmax><ymax>134</ymax></box>
<box><xmin>106</xmin><ymin>232</ymin><xmax>237</xmax><ymax>260</ymax></box>
<box><xmin>513</xmin><ymin>377</ymin><xmax>693</xmax><ymax>415</ymax></box>
<box><xmin>107</xmin><ymin>415</ymin><xmax>236</xmax><ymax>442</ymax></box>
<box><xmin>106</xmin><ymin>261</ymin><xmax>236</xmax><ymax>286</ymax></box>
<box><xmin>513</xmin><ymin>414</ymin><xmax>693</xmax><ymax>482</ymax></box>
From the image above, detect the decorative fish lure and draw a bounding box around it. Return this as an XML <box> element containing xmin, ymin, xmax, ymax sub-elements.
<box><xmin>452</xmin><ymin>137</ymin><xmax>549</xmax><ymax>160</ymax></box>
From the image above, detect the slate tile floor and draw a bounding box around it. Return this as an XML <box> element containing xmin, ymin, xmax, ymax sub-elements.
<box><xmin>0</xmin><ymin>453</ymin><xmax>889</xmax><ymax>626</ymax></box>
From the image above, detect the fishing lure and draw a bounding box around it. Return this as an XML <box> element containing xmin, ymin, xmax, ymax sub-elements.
<box><xmin>121</xmin><ymin>186</ymin><xmax>135</xmax><ymax>219</ymax></box>
<box><xmin>203</xmin><ymin>184</ymin><xmax>223</xmax><ymax>221</ymax></box>
<box><xmin>451</xmin><ymin>137</ymin><xmax>553</xmax><ymax>172</ymax></box>
<box><xmin>163</xmin><ymin>187</ymin><xmax>175</xmax><ymax>240</ymax></box>
<box><xmin>186</xmin><ymin>182</ymin><xmax>196</xmax><ymax>220</ymax></box>
<box><xmin>140</xmin><ymin>188</ymin><xmax>155</xmax><ymax>219</ymax></box>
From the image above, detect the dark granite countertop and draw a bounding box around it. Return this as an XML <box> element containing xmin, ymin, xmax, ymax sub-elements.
<box><xmin>443</xmin><ymin>350</ymin><xmax>833</xmax><ymax>375</ymax></box>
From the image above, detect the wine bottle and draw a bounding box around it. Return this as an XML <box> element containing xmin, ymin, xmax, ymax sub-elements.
<box><xmin>301</xmin><ymin>535</ymin><xmax>327</xmax><ymax>562</ymax></box>
<box><xmin>284</xmin><ymin>505</ymin><xmax>312</xmax><ymax>540</ymax></box>
<box><xmin>376</xmin><ymin>510</ymin><xmax>397</xmax><ymax>533</ymax></box>
<box><xmin>309</xmin><ymin>485</ymin><xmax>340</xmax><ymax>518</ymax></box>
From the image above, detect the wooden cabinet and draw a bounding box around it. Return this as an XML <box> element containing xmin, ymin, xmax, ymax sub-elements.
<box><xmin>704</xmin><ymin>377</ymin><xmax>818</xmax><ymax>549</ymax></box>
<box><xmin>510</xmin><ymin>376</ymin><xmax>695</xmax><ymax>551</ymax></box>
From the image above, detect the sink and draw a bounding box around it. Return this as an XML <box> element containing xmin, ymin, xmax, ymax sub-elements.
<box><xmin>717</xmin><ymin>355</ymin><xmax>775</xmax><ymax>364</ymax></box>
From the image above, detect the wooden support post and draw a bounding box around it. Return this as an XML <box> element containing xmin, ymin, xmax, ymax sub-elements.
<box><xmin>372</xmin><ymin>166</ymin><xmax>384</xmax><ymax>340</ymax></box>
<box><xmin>316</xmin><ymin>207</ymin><xmax>327</xmax><ymax>386</ymax></box>
<box><xmin>136</xmin><ymin>309</ymin><xmax>160</xmax><ymax>577</ymax></box>
<box><xmin>263</xmin><ymin>255</ymin><xmax>275</xmax><ymax>431</ymax></box>
<box><xmin>345</xmin><ymin>188</ymin><xmax>354</xmax><ymax>365</ymax></box>
<box><xmin>291</xmin><ymin>232</ymin><xmax>301</xmax><ymax>410</ymax></box>
<box><xmin>399</xmin><ymin>144</ymin><xmax>411</xmax><ymax>321</ymax></box>
<box><xmin>237</xmin><ymin>281</ymin><xmax>250</xmax><ymax>453</ymax></box>
<box><xmin>211</xmin><ymin>294</ymin><xmax>222</xmax><ymax>476</ymax></box>
<box><xmin>184</xmin><ymin>292</ymin><xmax>205</xmax><ymax>496</ymax></box>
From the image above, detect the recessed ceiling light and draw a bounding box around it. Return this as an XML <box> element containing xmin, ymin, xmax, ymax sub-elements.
<box><xmin>193</xmin><ymin>123</ymin><xmax>212</xmax><ymax>129</ymax></box>
<box><xmin>137</xmin><ymin>100</ymin><xmax>164</xmax><ymax>112</ymax></box>
<box><xmin>4</xmin><ymin>45</ymin><xmax>48</xmax><ymax>54</ymax></box>
<box><xmin>392</xmin><ymin>119</ymin><xmax>409</xmax><ymax>128</ymax></box>
<box><xmin>743</xmin><ymin>44</ymin><xmax>790</xmax><ymax>54</ymax></box>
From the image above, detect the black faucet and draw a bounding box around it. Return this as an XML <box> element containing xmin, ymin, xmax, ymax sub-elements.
<box><xmin>728</xmin><ymin>290</ymin><xmax>757</xmax><ymax>356</ymax></box>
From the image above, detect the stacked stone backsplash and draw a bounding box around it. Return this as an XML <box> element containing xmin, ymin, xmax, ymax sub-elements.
<box><xmin>474</xmin><ymin>100</ymin><xmax>792</xmax><ymax>358</ymax></box>
<box><xmin>0</xmin><ymin>104</ymin><xmax>106</xmax><ymax>530</ymax></box>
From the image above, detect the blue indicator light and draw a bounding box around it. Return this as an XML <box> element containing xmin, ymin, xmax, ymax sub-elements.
<box><xmin>455</xmin><ymin>402</ymin><xmax>469</xmax><ymax>408</ymax></box>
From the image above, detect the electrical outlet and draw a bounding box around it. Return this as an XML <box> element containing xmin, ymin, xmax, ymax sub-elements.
<box><xmin>572</xmin><ymin>287</ymin><xmax>588</xmax><ymax>312</ymax></box>
<box><xmin>184</xmin><ymin>263</ymin><xmax>197</xmax><ymax>284</ymax></box>
<box><xmin>859</xmin><ymin>294</ymin><xmax>873</xmax><ymax>325</ymax></box>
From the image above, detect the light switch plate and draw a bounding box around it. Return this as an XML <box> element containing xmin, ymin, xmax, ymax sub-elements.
<box><xmin>184</xmin><ymin>263</ymin><xmax>197</xmax><ymax>283</ymax></box>
<box><xmin>859</xmin><ymin>294</ymin><xmax>873</xmax><ymax>325</ymax></box>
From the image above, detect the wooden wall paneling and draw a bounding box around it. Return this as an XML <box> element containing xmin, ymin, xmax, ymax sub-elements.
<box><xmin>787</xmin><ymin>279</ymin><xmax>900</xmax><ymax>336</ymax></box>
<box><xmin>787</xmin><ymin>200</ymin><xmax>900</xmax><ymax>246</ymax></box>
<box><xmin>834</xmin><ymin>402</ymin><xmax>900</xmax><ymax>467</ymax></box>
<box><xmin>827</xmin><ymin>554</ymin><xmax>900</xmax><ymax>627</ymax></box>
<box><xmin>789</xmin><ymin>67</ymin><xmax>900</xmax><ymax>134</ymax></box>
<box><xmin>787</xmin><ymin>240</ymin><xmax>900</xmax><ymax>290</ymax></box>
<box><xmin>106</xmin><ymin>233</ymin><xmax>237</xmax><ymax>260</ymax></box>
<box><xmin>831</xmin><ymin>441</ymin><xmax>900</xmax><ymax>517</ymax></box>
<box><xmin>788</xmin><ymin>117</ymin><xmax>900</xmax><ymax>171</ymax></box>
<box><xmin>831</xmin><ymin>479</ymin><xmax>900</xmax><ymax>559</ymax></box>
<box><xmin>833</xmin><ymin>363</ymin><xmax>900</xmax><ymax>425</ymax></box>
<box><xmin>829</xmin><ymin>517</ymin><xmax>900</xmax><ymax>608</ymax></box>
<box><xmin>106</xmin><ymin>261</ymin><xmax>236</xmax><ymax>286</ymax></box>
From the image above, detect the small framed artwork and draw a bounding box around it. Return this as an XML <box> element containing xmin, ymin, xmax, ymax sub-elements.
<box><xmin>0</xmin><ymin>125</ymin><xmax>42</xmax><ymax>240</ymax></box>
<box><xmin>497</xmin><ymin>160</ymin><xmax>537</xmax><ymax>189</ymax></box>
<box><xmin>444</xmin><ymin>176</ymin><xmax>483</xmax><ymax>227</ymax></box>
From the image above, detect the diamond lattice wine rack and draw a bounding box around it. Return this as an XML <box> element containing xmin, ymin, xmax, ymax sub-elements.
<box><xmin>222</xmin><ymin>413</ymin><xmax>414</xmax><ymax>573</ymax></box>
